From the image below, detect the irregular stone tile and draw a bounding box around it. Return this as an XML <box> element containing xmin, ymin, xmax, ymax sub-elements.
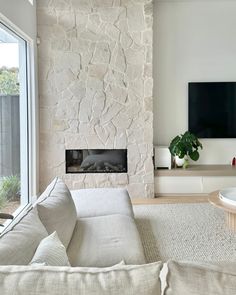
<box><xmin>101</xmin><ymin>102</ymin><xmax>124</xmax><ymax>124</ymax></box>
<box><xmin>88</xmin><ymin>64</ymin><xmax>108</xmax><ymax>80</ymax></box>
<box><xmin>144</xmin><ymin>64</ymin><xmax>152</xmax><ymax>78</ymax></box>
<box><xmin>92</xmin><ymin>0</ymin><xmax>114</xmax><ymax>7</ymax></box>
<box><xmin>49</xmin><ymin>0</ymin><xmax>71</xmax><ymax>10</ymax></box>
<box><xmin>87</xmin><ymin>13</ymin><xmax>102</xmax><ymax>33</ymax></box>
<box><xmin>69</xmin><ymin>81</ymin><xmax>86</xmax><ymax>100</ymax></box>
<box><xmin>37</xmin><ymin>0</ymin><xmax>50</xmax><ymax>8</ymax></box>
<box><xmin>107</xmin><ymin>84</ymin><xmax>128</xmax><ymax>104</ymax></box>
<box><xmin>125</xmin><ymin>48</ymin><xmax>145</xmax><ymax>65</ymax></box>
<box><xmin>40</xmin><ymin>108</ymin><xmax>52</xmax><ymax>132</ymax></box>
<box><xmin>95</xmin><ymin>125</ymin><xmax>109</xmax><ymax>144</ymax></box>
<box><xmin>92</xmin><ymin>91</ymin><xmax>106</xmax><ymax>117</ymax></box>
<box><xmin>127</xmin><ymin>4</ymin><xmax>145</xmax><ymax>31</ymax></box>
<box><xmin>145</xmin><ymin>15</ymin><xmax>153</xmax><ymax>29</ymax></box>
<box><xmin>112</xmin><ymin>112</ymin><xmax>131</xmax><ymax>129</ymax></box>
<box><xmin>55</xmin><ymin>69</ymin><xmax>75</xmax><ymax>92</ymax></box>
<box><xmin>75</xmin><ymin>12</ymin><xmax>88</xmax><ymax>28</ymax></box>
<box><xmin>144</xmin><ymin>96</ymin><xmax>153</xmax><ymax>112</ymax></box>
<box><xmin>110</xmin><ymin>44</ymin><xmax>126</xmax><ymax>72</ymax></box>
<box><xmin>37</xmin><ymin>9</ymin><xmax>57</xmax><ymax>26</ymax></box>
<box><xmin>144</xmin><ymin>2</ymin><xmax>153</xmax><ymax>16</ymax></box>
<box><xmin>126</xmin><ymin>64</ymin><xmax>143</xmax><ymax>81</ymax></box>
<box><xmin>58</xmin><ymin>11</ymin><xmax>76</xmax><ymax>30</ymax></box>
<box><xmin>146</xmin><ymin>45</ymin><xmax>152</xmax><ymax>63</ymax></box>
<box><xmin>71</xmin><ymin>0</ymin><xmax>91</xmax><ymax>12</ymax></box>
<box><xmin>92</xmin><ymin>42</ymin><xmax>111</xmax><ymax>64</ymax></box>
<box><xmin>142</xmin><ymin>29</ymin><xmax>152</xmax><ymax>45</ymax></box>
<box><xmin>105</xmin><ymin>24</ymin><xmax>120</xmax><ymax>41</ymax></box>
<box><xmin>53</xmin><ymin>52</ymin><xmax>81</xmax><ymax>75</ymax></box>
<box><xmin>79</xmin><ymin>96</ymin><xmax>93</xmax><ymax>122</ymax></box>
<box><xmin>51</xmin><ymin>39</ymin><xmax>71</xmax><ymax>51</ymax></box>
<box><xmin>95</xmin><ymin>7</ymin><xmax>124</xmax><ymax>24</ymax></box>
<box><xmin>120</xmin><ymin>32</ymin><xmax>133</xmax><ymax>49</ymax></box>
<box><xmin>144</xmin><ymin>78</ymin><xmax>153</xmax><ymax>97</ymax></box>
<box><xmin>114</xmin><ymin>132</ymin><xmax>127</xmax><ymax>148</ymax></box>
<box><xmin>52</xmin><ymin>119</ymin><xmax>69</xmax><ymax>131</ymax></box>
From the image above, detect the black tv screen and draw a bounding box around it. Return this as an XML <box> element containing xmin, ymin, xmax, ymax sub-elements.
<box><xmin>188</xmin><ymin>82</ymin><xmax>236</xmax><ymax>138</ymax></box>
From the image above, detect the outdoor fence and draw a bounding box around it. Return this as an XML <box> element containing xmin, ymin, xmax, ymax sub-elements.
<box><xmin>0</xmin><ymin>95</ymin><xmax>20</xmax><ymax>177</ymax></box>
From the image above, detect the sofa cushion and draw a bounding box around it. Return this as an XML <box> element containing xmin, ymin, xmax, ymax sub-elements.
<box><xmin>165</xmin><ymin>260</ymin><xmax>236</xmax><ymax>295</ymax></box>
<box><xmin>67</xmin><ymin>214</ymin><xmax>146</xmax><ymax>267</ymax></box>
<box><xmin>30</xmin><ymin>231</ymin><xmax>70</xmax><ymax>266</ymax></box>
<box><xmin>36</xmin><ymin>178</ymin><xmax>77</xmax><ymax>248</ymax></box>
<box><xmin>0</xmin><ymin>262</ymin><xmax>162</xmax><ymax>295</ymax></box>
<box><xmin>71</xmin><ymin>188</ymin><xmax>134</xmax><ymax>218</ymax></box>
<box><xmin>0</xmin><ymin>207</ymin><xmax>48</xmax><ymax>265</ymax></box>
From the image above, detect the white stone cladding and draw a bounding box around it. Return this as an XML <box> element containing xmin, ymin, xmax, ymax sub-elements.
<box><xmin>37</xmin><ymin>0</ymin><xmax>154</xmax><ymax>198</ymax></box>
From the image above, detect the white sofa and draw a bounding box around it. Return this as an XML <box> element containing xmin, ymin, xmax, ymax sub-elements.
<box><xmin>0</xmin><ymin>177</ymin><xmax>236</xmax><ymax>295</ymax></box>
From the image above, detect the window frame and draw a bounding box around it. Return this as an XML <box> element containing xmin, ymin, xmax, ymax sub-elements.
<box><xmin>0</xmin><ymin>15</ymin><xmax>37</xmax><ymax>232</ymax></box>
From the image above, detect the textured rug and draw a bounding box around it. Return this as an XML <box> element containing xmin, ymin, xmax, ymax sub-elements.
<box><xmin>134</xmin><ymin>203</ymin><xmax>236</xmax><ymax>262</ymax></box>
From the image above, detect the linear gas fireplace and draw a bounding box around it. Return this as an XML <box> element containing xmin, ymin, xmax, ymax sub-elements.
<box><xmin>66</xmin><ymin>149</ymin><xmax>127</xmax><ymax>173</ymax></box>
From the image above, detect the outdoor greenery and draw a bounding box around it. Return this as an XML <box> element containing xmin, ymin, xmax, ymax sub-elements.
<box><xmin>169</xmin><ymin>131</ymin><xmax>203</xmax><ymax>161</ymax></box>
<box><xmin>0</xmin><ymin>175</ymin><xmax>21</xmax><ymax>207</ymax></box>
<box><xmin>0</xmin><ymin>193</ymin><xmax>6</xmax><ymax>210</ymax></box>
<box><xmin>0</xmin><ymin>67</ymin><xmax>19</xmax><ymax>95</ymax></box>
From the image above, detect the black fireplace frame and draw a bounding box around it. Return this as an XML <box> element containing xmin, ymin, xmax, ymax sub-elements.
<box><xmin>65</xmin><ymin>149</ymin><xmax>128</xmax><ymax>174</ymax></box>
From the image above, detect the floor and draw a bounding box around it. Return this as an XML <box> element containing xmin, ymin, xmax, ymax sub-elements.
<box><xmin>132</xmin><ymin>195</ymin><xmax>208</xmax><ymax>205</ymax></box>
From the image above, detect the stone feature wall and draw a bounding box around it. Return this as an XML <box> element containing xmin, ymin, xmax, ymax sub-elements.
<box><xmin>37</xmin><ymin>0</ymin><xmax>154</xmax><ymax>198</ymax></box>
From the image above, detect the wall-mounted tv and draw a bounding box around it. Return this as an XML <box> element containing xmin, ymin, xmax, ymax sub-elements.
<box><xmin>188</xmin><ymin>82</ymin><xmax>236</xmax><ymax>138</ymax></box>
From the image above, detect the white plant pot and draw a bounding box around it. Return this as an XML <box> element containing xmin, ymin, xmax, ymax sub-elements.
<box><xmin>175</xmin><ymin>156</ymin><xmax>185</xmax><ymax>167</ymax></box>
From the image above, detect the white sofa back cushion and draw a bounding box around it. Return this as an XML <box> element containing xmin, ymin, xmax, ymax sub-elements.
<box><xmin>0</xmin><ymin>208</ymin><xmax>48</xmax><ymax>265</ymax></box>
<box><xmin>30</xmin><ymin>231</ymin><xmax>70</xmax><ymax>266</ymax></box>
<box><xmin>0</xmin><ymin>262</ymin><xmax>162</xmax><ymax>295</ymax></box>
<box><xmin>165</xmin><ymin>260</ymin><xmax>236</xmax><ymax>295</ymax></box>
<box><xmin>36</xmin><ymin>178</ymin><xmax>77</xmax><ymax>248</ymax></box>
<box><xmin>67</xmin><ymin>214</ymin><xmax>146</xmax><ymax>267</ymax></box>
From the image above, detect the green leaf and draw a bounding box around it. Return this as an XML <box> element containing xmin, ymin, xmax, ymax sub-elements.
<box><xmin>189</xmin><ymin>150</ymin><xmax>199</xmax><ymax>161</ymax></box>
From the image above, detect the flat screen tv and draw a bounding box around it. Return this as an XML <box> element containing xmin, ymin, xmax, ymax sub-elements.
<box><xmin>188</xmin><ymin>82</ymin><xmax>236</xmax><ymax>138</ymax></box>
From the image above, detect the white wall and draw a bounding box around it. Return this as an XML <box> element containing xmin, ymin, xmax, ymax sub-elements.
<box><xmin>153</xmin><ymin>0</ymin><xmax>236</xmax><ymax>164</ymax></box>
<box><xmin>0</xmin><ymin>0</ymin><xmax>36</xmax><ymax>39</ymax></box>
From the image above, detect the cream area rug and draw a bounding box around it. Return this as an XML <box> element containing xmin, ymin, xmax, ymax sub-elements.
<box><xmin>134</xmin><ymin>203</ymin><xmax>236</xmax><ymax>262</ymax></box>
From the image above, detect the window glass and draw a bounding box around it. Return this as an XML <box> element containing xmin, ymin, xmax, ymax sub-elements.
<box><xmin>0</xmin><ymin>23</ymin><xmax>29</xmax><ymax>226</ymax></box>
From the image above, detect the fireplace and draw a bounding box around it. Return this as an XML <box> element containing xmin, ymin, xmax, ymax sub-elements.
<box><xmin>66</xmin><ymin>149</ymin><xmax>127</xmax><ymax>173</ymax></box>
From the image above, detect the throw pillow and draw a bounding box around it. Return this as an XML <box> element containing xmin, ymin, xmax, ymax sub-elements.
<box><xmin>36</xmin><ymin>177</ymin><xmax>77</xmax><ymax>248</ymax></box>
<box><xmin>30</xmin><ymin>231</ymin><xmax>70</xmax><ymax>266</ymax></box>
<box><xmin>165</xmin><ymin>260</ymin><xmax>236</xmax><ymax>295</ymax></box>
<box><xmin>0</xmin><ymin>262</ymin><xmax>162</xmax><ymax>295</ymax></box>
<box><xmin>0</xmin><ymin>207</ymin><xmax>48</xmax><ymax>265</ymax></box>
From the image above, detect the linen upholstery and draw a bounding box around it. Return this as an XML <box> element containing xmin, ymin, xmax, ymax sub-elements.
<box><xmin>165</xmin><ymin>260</ymin><xmax>236</xmax><ymax>295</ymax></box>
<box><xmin>67</xmin><ymin>214</ymin><xmax>146</xmax><ymax>267</ymax></box>
<box><xmin>36</xmin><ymin>177</ymin><xmax>77</xmax><ymax>248</ymax></box>
<box><xmin>30</xmin><ymin>231</ymin><xmax>70</xmax><ymax>266</ymax></box>
<box><xmin>0</xmin><ymin>262</ymin><xmax>162</xmax><ymax>295</ymax></box>
<box><xmin>0</xmin><ymin>208</ymin><xmax>48</xmax><ymax>265</ymax></box>
<box><xmin>71</xmin><ymin>188</ymin><xmax>134</xmax><ymax>218</ymax></box>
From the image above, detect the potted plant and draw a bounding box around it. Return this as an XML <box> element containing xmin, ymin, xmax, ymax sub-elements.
<box><xmin>168</xmin><ymin>131</ymin><xmax>203</xmax><ymax>168</ymax></box>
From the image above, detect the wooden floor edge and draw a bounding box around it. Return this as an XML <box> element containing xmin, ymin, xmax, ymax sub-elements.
<box><xmin>132</xmin><ymin>195</ymin><xmax>208</xmax><ymax>205</ymax></box>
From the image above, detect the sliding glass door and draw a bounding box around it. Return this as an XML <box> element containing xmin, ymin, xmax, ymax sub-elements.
<box><xmin>0</xmin><ymin>22</ymin><xmax>29</xmax><ymax>218</ymax></box>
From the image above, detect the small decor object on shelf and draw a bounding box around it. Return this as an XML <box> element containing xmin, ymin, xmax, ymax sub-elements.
<box><xmin>232</xmin><ymin>157</ymin><xmax>236</xmax><ymax>166</ymax></box>
<box><xmin>168</xmin><ymin>131</ymin><xmax>203</xmax><ymax>168</ymax></box>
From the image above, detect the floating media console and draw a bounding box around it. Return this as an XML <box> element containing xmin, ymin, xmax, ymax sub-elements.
<box><xmin>66</xmin><ymin>149</ymin><xmax>127</xmax><ymax>173</ymax></box>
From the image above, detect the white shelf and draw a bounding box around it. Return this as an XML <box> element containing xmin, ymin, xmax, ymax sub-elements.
<box><xmin>154</xmin><ymin>165</ymin><xmax>236</xmax><ymax>196</ymax></box>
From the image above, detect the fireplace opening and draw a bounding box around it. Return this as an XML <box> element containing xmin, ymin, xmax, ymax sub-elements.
<box><xmin>66</xmin><ymin>149</ymin><xmax>127</xmax><ymax>173</ymax></box>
